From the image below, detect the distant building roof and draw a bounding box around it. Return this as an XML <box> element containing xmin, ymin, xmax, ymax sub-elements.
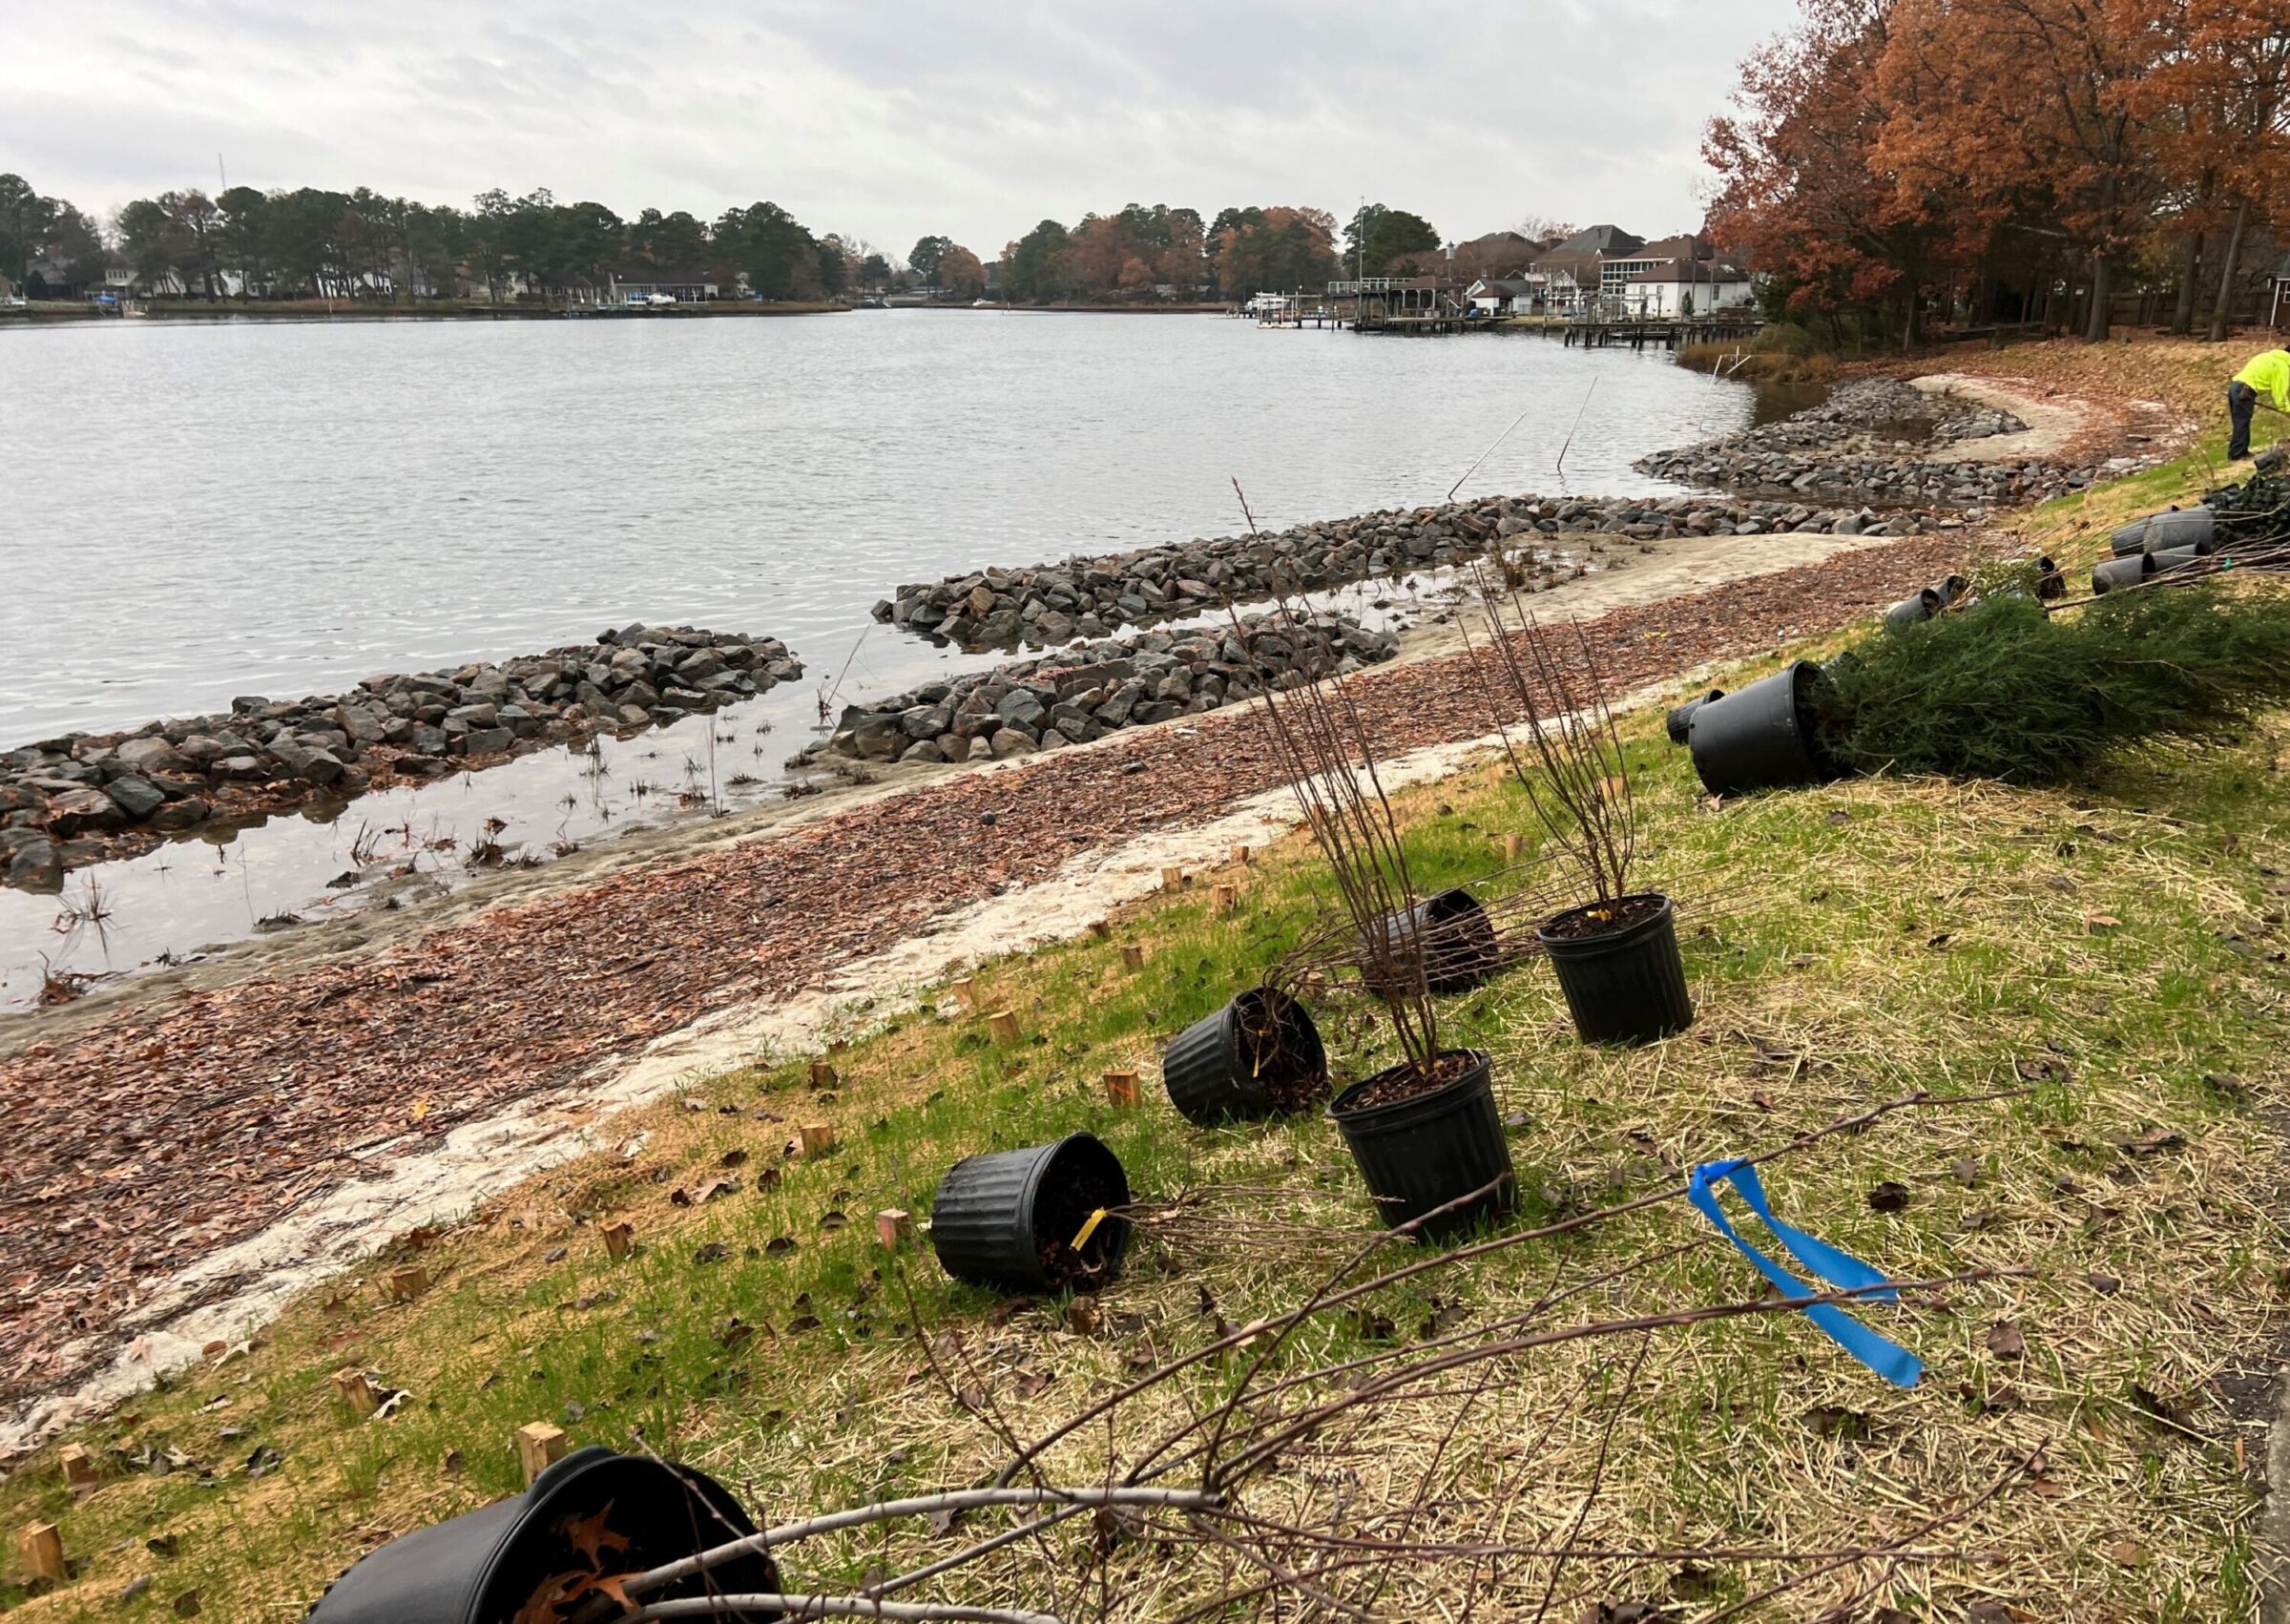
<box><xmin>1624</xmin><ymin>260</ymin><xmax>1749</xmax><ymax>285</ymax></box>
<box><xmin>612</xmin><ymin>266</ymin><xmax>715</xmax><ymax>283</ymax></box>
<box><xmin>1468</xmin><ymin>278</ymin><xmax>1541</xmax><ymax>298</ymax></box>
<box><xmin>1637</xmin><ymin>234</ymin><xmax>1712</xmax><ymax>263</ymax></box>
<box><xmin>1551</xmin><ymin>224</ymin><xmax>1644</xmax><ymax>257</ymax></box>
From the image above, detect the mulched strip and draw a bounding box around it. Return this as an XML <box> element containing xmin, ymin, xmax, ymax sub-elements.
<box><xmin>0</xmin><ymin>534</ymin><xmax>1973</xmax><ymax>1406</ymax></box>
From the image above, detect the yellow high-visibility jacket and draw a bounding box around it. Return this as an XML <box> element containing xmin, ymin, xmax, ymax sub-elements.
<box><xmin>2235</xmin><ymin>348</ymin><xmax>2290</xmax><ymax>412</ymax></box>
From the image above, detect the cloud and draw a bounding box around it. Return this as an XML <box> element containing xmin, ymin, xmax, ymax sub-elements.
<box><xmin>0</xmin><ymin>0</ymin><xmax>1797</xmax><ymax>254</ymax></box>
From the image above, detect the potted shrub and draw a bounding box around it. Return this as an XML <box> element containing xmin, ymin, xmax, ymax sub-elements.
<box><xmin>1465</xmin><ymin>593</ymin><xmax>1694</xmax><ymax>1046</ymax></box>
<box><xmin>1247</xmin><ymin>595</ymin><xmax>1515</xmax><ymax>1237</ymax></box>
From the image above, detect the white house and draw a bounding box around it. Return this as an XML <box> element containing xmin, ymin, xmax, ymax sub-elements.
<box><xmin>1463</xmin><ymin>271</ymin><xmax>1577</xmax><ymax>316</ymax></box>
<box><xmin>1464</xmin><ymin>277</ymin><xmax>1535</xmax><ymax>316</ymax></box>
<box><xmin>1618</xmin><ymin>261</ymin><xmax>1756</xmax><ymax>319</ymax></box>
<box><xmin>2271</xmin><ymin>253</ymin><xmax>2290</xmax><ymax>331</ymax></box>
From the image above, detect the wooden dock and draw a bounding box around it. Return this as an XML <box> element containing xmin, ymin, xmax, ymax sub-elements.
<box><xmin>1558</xmin><ymin>318</ymin><xmax>1759</xmax><ymax>351</ymax></box>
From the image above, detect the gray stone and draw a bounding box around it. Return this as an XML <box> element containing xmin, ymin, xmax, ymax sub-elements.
<box><xmin>849</xmin><ymin>715</ymin><xmax>905</xmax><ymax>760</ymax></box>
<box><xmin>7</xmin><ymin>838</ymin><xmax>63</xmax><ymax>890</ymax></box>
<box><xmin>104</xmin><ymin>775</ymin><xmax>166</xmax><ymax>820</ymax></box>
<box><xmin>149</xmin><ymin>797</ymin><xmax>211</xmax><ymax>831</ymax></box>
<box><xmin>45</xmin><ymin>786</ymin><xmax>124</xmax><ymax>836</ymax></box>
<box><xmin>899</xmin><ymin>739</ymin><xmax>947</xmax><ymax>764</ymax></box>
<box><xmin>900</xmin><ymin>704</ymin><xmax>953</xmax><ymax>739</ymax></box>
<box><xmin>446</xmin><ymin>702</ymin><xmax>499</xmax><ymax>728</ymax></box>
<box><xmin>658</xmin><ymin>687</ymin><xmax>710</xmax><ymax>711</ymax></box>
<box><xmin>994</xmin><ymin>690</ymin><xmax>1047</xmax><ymax>730</ymax></box>
<box><xmin>989</xmin><ymin>727</ymin><xmax>1039</xmax><ymax>759</ymax></box>
<box><xmin>300</xmin><ymin>748</ymin><xmax>346</xmax><ymax>785</ymax></box>
<box><xmin>114</xmin><ymin>736</ymin><xmax>197</xmax><ymax>776</ymax></box>
<box><xmin>457</xmin><ymin>727</ymin><xmax>514</xmax><ymax>757</ymax></box>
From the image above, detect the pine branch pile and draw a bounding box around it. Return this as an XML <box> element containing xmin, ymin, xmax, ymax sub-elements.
<box><xmin>1821</xmin><ymin>585</ymin><xmax>2290</xmax><ymax>783</ymax></box>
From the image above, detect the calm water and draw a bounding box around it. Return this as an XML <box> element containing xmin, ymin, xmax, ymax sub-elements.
<box><xmin>0</xmin><ymin>312</ymin><xmax>1786</xmax><ymax>1010</ymax></box>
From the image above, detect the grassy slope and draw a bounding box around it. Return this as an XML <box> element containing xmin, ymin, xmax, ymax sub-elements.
<box><xmin>4</xmin><ymin>680</ymin><xmax>2285</xmax><ymax>1619</ymax></box>
<box><xmin>5</xmin><ymin>361</ymin><xmax>2288</xmax><ymax>1620</ymax></box>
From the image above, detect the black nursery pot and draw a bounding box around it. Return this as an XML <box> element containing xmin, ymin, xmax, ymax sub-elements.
<box><xmin>306</xmin><ymin>1447</ymin><xmax>780</xmax><ymax>1623</ymax></box>
<box><xmin>1361</xmin><ymin>887</ymin><xmax>1500</xmax><ymax>995</ymax></box>
<box><xmin>2092</xmin><ymin>552</ymin><xmax>2156</xmax><ymax>593</ymax></box>
<box><xmin>1665</xmin><ymin>688</ymin><xmax>1725</xmax><ymax>746</ymax></box>
<box><xmin>1883</xmin><ymin>586</ymin><xmax>1942</xmax><ymax>630</ymax></box>
<box><xmin>1162</xmin><ymin>987</ymin><xmax>1328</xmax><ymax>1126</ymax></box>
<box><xmin>2111</xmin><ymin>506</ymin><xmax>2217</xmax><ymax>556</ymax></box>
<box><xmin>930</xmin><ymin>1132</ymin><xmax>1131</xmax><ymax>1295</ymax></box>
<box><xmin>1536</xmin><ymin>893</ymin><xmax>1694</xmax><ymax>1045</ymax></box>
<box><xmin>1329</xmin><ymin>1049</ymin><xmax>1514</xmax><ymax>1236</ymax></box>
<box><xmin>1685</xmin><ymin>660</ymin><xmax>1840</xmax><ymax>797</ymax></box>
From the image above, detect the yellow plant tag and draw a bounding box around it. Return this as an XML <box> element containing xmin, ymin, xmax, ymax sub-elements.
<box><xmin>1071</xmin><ymin>1208</ymin><xmax>1109</xmax><ymax>1253</ymax></box>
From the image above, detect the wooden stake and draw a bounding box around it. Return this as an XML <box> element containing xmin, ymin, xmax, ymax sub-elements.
<box><xmin>1503</xmin><ymin>833</ymin><xmax>1525</xmax><ymax>863</ymax></box>
<box><xmin>797</xmin><ymin>1121</ymin><xmax>836</xmax><ymax>1157</ymax></box>
<box><xmin>16</xmin><ymin>1522</ymin><xmax>64</xmax><ymax>1587</ymax></box>
<box><xmin>600</xmin><ymin>1220</ymin><xmax>635</xmax><ymax>1261</ymax></box>
<box><xmin>331</xmin><ymin>1368</ymin><xmax>381</xmax><ymax>1419</ymax></box>
<box><xmin>1229</xmin><ymin>843</ymin><xmax>1250</xmax><ymax>865</ymax></box>
<box><xmin>987</xmin><ymin>1010</ymin><xmax>1021</xmax><ymax>1046</ymax></box>
<box><xmin>1161</xmin><ymin>865</ymin><xmax>1186</xmax><ymax>894</ymax></box>
<box><xmin>875</xmin><ymin>1208</ymin><xmax>913</xmax><ymax>1249</ymax></box>
<box><xmin>1089</xmin><ymin>921</ymin><xmax>1112</xmax><ymax>941</ymax></box>
<box><xmin>809</xmin><ymin>1060</ymin><xmax>838</xmax><ymax>1089</ymax></box>
<box><xmin>385</xmin><ymin>1265</ymin><xmax>427</xmax><ymax>1303</ymax></box>
<box><xmin>515</xmin><ymin>1422</ymin><xmax>569</xmax><ymax>1486</ymax></box>
<box><xmin>56</xmin><ymin>1444</ymin><xmax>97</xmax><ymax>1495</ymax></box>
<box><xmin>827</xmin><ymin>1038</ymin><xmax>850</xmax><ymax>1054</ymax></box>
<box><xmin>1120</xmin><ymin>945</ymin><xmax>1146</xmax><ymax>971</ymax></box>
<box><xmin>1212</xmin><ymin>884</ymin><xmax>1238</xmax><ymax>916</ymax></box>
<box><xmin>1103</xmin><ymin>1070</ymin><xmax>1141</xmax><ymax>1109</ymax></box>
<box><xmin>950</xmin><ymin>976</ymin><xmax>978</xmax><ymax>1010</ymax></box>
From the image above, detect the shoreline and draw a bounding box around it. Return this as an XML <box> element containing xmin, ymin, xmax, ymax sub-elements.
<box><xmin>0</xmin><ymin>522</ymin><xmax>1980</xmax><ymax>1433</ymax></box>
<box><xmin>0</xmin><ymin>345</ymin><xmax>2191</xmax><ymax>1437</ymax></box>
<box><xmin>0</xmin><ymin>299</ymin><xmax>850</xmax><ymax>326</ymax></box>
<box><xmin>2</xmin><ymin>625</ymin><xmax>801</xmax><ymax>893</ymax></box>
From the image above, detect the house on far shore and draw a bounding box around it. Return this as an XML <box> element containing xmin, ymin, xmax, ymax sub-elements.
<box><xmin>1464</xmin><ymin>272</ymin><xmax>1579</xmax><ymax>316</ymax></box>
<box><xmin>1464</xmin><ymin>277</ymin><xmax>1535</xmax><ymax>316</ymax></box>
<box><xmin>2271</xmin><ymin>254</ymin><xmax>2290</xmax><ymax>329</ymax></box>
<box><xmin>606</xmin><ymin>267</ymin><xmax>720</xmax><ymax>304</ymax></box>
<box><xmin>1619</xmin><ymin>259</ymin><xmax>1755</xmax><ymax>318</ymax></box>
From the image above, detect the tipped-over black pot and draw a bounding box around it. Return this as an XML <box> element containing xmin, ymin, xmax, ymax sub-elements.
<box><xmin>1360</xmin><ymin>887</ymin><xmax>1500</xmax><ymax>996</ymax></box>
<box><xmin>1330</xmin><ymin>1050</ymin><xmax>1514</xmax><ymax>1236</ymax></box>
<box><xmin>1162</xmin><ymin>987</ymin><xmax>1327</xmax><ymax>1126</ymax></box>
<box><xmin>1665</xmin><ymin>689</ymin><xmax>1725</xmax><ymax>746</ymax></box>
<box><xmin>1685</xmin><ymin>661</ymin><xmax>1841</xmax><ymax>797</ymax></box>
<box><xmin>305</xmin><ymin>1447</ymin><xmax>780</xmax><ymax>1623</ymax></box>
<box><xmin>930</xmin><ymin>1133</ymin><xmax>1131</xmax><ymax>1295</ymax></box>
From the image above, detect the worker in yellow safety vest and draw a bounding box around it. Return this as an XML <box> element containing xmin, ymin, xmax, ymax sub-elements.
<box><xmin>2228</xmin><ymin>344</ymin><xmax>2290</xmax><ymax>461</ymax></box>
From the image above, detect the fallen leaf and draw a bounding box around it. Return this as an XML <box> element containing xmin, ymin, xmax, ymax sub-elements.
<box><xmin>1987</xmin><ymin>1322</ymin><xmax>2027</xmax><ymax>1359</ymax></box>
<box><xmin>1866</xmin><ymin>1180</ymin><xmax>1910</xmax><ymax>1213</ymax></box>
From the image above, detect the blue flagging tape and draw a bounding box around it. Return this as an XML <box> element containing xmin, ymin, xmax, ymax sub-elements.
<box><xmin>1688</xmin><ymin>1158</ymin><xmax>1924</xmax><ymax>1388</ymax></box>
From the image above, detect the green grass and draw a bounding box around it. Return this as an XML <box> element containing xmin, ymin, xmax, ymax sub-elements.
<box><xmin>4</xmin><ymin>676</ymin><xmax>2287</xmax><ymax>1620</ymax></box>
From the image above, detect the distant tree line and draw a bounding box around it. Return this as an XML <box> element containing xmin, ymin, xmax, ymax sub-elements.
<box><xmin>975</xmin><ymin>200</ymin><xmax>1447</xmax><ymax>304</ymax></box>
<box><xmin>1</xmin><ymin>171</ymin><xmax>1465</xmax><ymax>308</ymax></box>
<box><xmin>0</xmin><ymin>174</ymin><xmax>872</xmax><ymax>303</ymax></box>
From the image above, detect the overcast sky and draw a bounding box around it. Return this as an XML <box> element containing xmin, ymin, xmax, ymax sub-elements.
<box><xmin>3</xmin><ymin>0</ymin><xmax>1800</xmax><ymax>258</ymax></box>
